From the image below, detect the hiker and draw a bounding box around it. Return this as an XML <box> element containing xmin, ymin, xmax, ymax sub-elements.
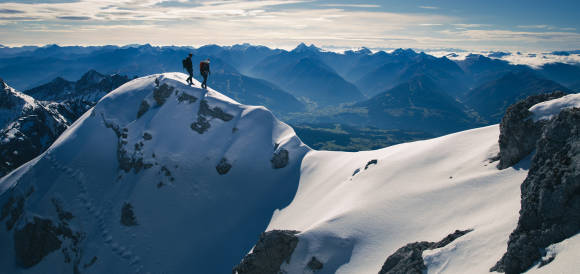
<box><xmin>200</xmin><ymin>58</ymin><xmax>210</xmax><ymax>89</ymax></box>
<box><xmin>183</xmin><ymin>53</ymin><xmax>194</xmax><ymax>85</ymax></box>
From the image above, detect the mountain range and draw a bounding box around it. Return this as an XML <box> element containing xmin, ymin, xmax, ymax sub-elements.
<box><xmin>0</xmin><ymin>44</ymin><xmax>577</xmax><ymax>176</ymax></box>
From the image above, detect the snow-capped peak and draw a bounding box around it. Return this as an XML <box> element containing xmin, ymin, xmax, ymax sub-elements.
<box><xmin>0</xmin><ymin>72</ymin><xmax>309</xmax><ymax>274</ymax></box>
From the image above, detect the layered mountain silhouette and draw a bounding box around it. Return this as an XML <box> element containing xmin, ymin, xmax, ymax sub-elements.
<box><xmin>25</xmin><ymin>69</ymin><xmax>130</xmax><ymax>103</ymax></box>
<box><xmin>463</xmin><ymin>70</ymin><xmax>571</xmax><ymax>122</ymax></box>
<box><xmin>250</xmin><ymin>44</ymin><xmax>364</xmax><ymax>106</ymax></box>
<box><xmin>354</xmin><ymin>75</ymin><xmax>480</xmax><ymax>134</ymax></box>
<box><xmin>354</xmin><ymin>50</ymin><xmax>467</xmax><ymax>97</ymax></box>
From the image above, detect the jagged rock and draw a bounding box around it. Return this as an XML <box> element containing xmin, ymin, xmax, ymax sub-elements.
<box><xmin>365</xmin><ymin>159</ymin><xmax>378</xmax><ymax>170</ymax></box>
<box><xmin>307</xmin><ymin>256</ymin><xmax>323</xmax><ymax>271</ymax></box>
<box><xmin>177</xmin><ymin>92</ymin><xmax>198</xmax><ymax>104</ymax></box>
<box><xmin>137</xmin><ymin>100</ymin><xmax>150</xmax><ymax>118</ymax></box>
<box><xmin>216</xmin><ymin>158</ymin><xmax>232</xmax><ymax>175</ymax></box>
<box><xmin>496</xmin><ymin>91</ymin><xmax>566</xmax><ymax>169</ymax></box>
<box><xmin>379</xmin><ymin>229</ymin><xmax>472</xmax><ymax>274</ymax></box>
<box><xmin>199</xmin><ymin>100</ymin><xmax>234</xmax><ymax>121</ymax></box>
<box><xmin>52</xmin><ymin>198</ymin><xmax>74</xmax><ymax>222</ymax></box>
<box><xmin>153</xmin><ymin>83</ymin><xmax>175</xmax><ymax>106</ymax></box>
<box><xmin>121</xmin><ymin>202</ymin><xmax>138</xmax><ymax>226</ymax></box>
<box><xmin>233</xmin><ymin>230</ymin><xmax>300</xmax><ymax>274</ymax></box>
<box><xmin>271</xmin><ymin>149</ymin><xmax>289</xmax><ymax>169</ymax></box>
<box><xmin>191</xmin><ymin>116</ymin><xmax>211</xmax><ymax>134</ymax></box>
<box><xmin>1</xmin><ymin>195</ymin><xmax>24</xmax><ymax>230</ymax></box>
<box><xmin>14</xmin><ymin>217</ymin><xmax>63</xmax><ymax>268</ymax></box>
<box><xmin>492</xmin><ymin>108</ymin><xmax>580</xmax><ymax>274</ymax></box>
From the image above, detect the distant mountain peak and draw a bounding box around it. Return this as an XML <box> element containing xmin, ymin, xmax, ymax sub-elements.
<box><xmin>292</xmin><ymin>43</ymin><xmax>320</xmax><ymax>53</ymax></box>
<box><xmin>345</xmin><ymin>47</ymin><xmax>372</xmax><ymax>55</ymax></box>
<box><xmin>79</xmin><ymin>69</ymin><xmax>105</xmax><ymax>84</ymax></box>
<box><xmin>391</xmin><ymin>48</ymin><xmax>417</xmax><ymax>57</ymax></box>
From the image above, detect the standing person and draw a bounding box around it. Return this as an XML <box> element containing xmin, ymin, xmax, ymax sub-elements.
<box><xmin>200</xmin><ymin>58</ymin><xmax>210</xmax><ymax>89</ymax></box>
<box><xmin>182</xmin><ymin>53</ymin><xmax>194</xmax><ymax>85</ymax></box>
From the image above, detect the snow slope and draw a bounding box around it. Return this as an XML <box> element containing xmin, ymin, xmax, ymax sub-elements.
<box><xmin>0</xmin><ymin>73</ymin><xmax>309</xmax><ymax>274</ymax></box>
<box><xmin>266</xmin><ymin>125</ymin><xmax>534</xmax><ymax>273</ymax></box>
<box><xmin>529</xmin><ymin>93</ymin><xmax>580</xmax><ymax>121</ymax></box>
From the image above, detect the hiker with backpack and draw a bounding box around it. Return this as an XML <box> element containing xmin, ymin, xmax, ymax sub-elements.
<box><xmin>183</xmin><ymin>53</ymin><xmax>194</xmax><ymax>85</ymax></box>
<box><xmin>200</xmin><ymin>58</ymin><xmax>210</xmax><ymax>89</ymax></box>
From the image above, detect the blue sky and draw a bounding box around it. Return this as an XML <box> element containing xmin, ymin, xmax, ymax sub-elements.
<box><xmin>0</xmin><ymin>0</ymin><xmax>579</xmax><ymax>51</ymax></box>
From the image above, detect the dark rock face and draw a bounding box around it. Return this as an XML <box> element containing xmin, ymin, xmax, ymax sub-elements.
<box><xmin>1</xmin><ymin>195</ymin><xmax>24</xmax><ymax>230</ymax></box>
<box><xmin>199</xmin><ymin>100</ymin><xmax>234</xmax><ymax>121</ymax></box>
<box><xmin>233</xmin><ymin>230</ymin><xmax>300</xmax><ymax>274</ymax></box>
<box><xmin>190</xmin><ymin>100</ymin><xmax>234</xmax><ymax>134</ymax></box>
<box><xmin>121</xmin><ymin>202</ymin><xmax>138</xmax><ymax>226</ymax></box>
<box><xmin>191</xmin><ymin>116</ymin><xmax>211</xmax><ymax>134</ymax></box>
<box><xmin>153</xmin><ymin>83</ymin><xmax>175</xmax><ymax>106</ymax></box>
<box><xmin>496</xmin><ymin>91</ymin><xmax>566</xmax><ymax>169</ymax></box>
<box><xmin>365</xmin><ymin>159</ymin><xmax>378</xmax><ymax>170</ymax></box>
<box><xmin>379</xmin><ymin>229</ymin><xmax>472</xmax><ymax>274</ymax></box>
<box><xmin>271</xmin><ymin>149</ymin><xmax>289</xmax><ymax>169</ymax></box>
<box><xmin>492</xmin><ymin>108</ymin><xmax>580</xmax><ymax>274</ymax></box>
<box><xmin>177</xmin><ymin>92</ymin><xmax>198</xmax><ymax>104</ymax></box>
<box><xmin>137</xmin><ymin>100</ymin><xmax>150</xmax><ymax>118</ymax></box>
<box><xmin>14</xmin><ymin>217</ymin><xmax>63</xmax><ymax>268</ymax></box>
<box><xmin>307</xmin><ymin>256</ymin><xmax>324</xmax><ymax>271</ymax></box>
<box><xmin>216</xmin><ymin>158</ymin><xmax>232</xmax><ymax>175</ymax></box>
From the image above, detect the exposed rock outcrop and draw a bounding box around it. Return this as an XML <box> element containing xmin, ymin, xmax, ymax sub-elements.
<box><xmin>271</xmin><ymin>149</ymin><xmax>289</xmax><ymax>169</ymax></box>
<box><xmin>121</xmin><ymin>202</ymin><xmax>138</xmax><ymax>226</ymax></box>
<box><xmin>307</xmin><ymin>256</ymin><xmax>323</xmax><ymax>271</ymax></box>
<box><xmin>14</xmin><ymin>217</ymin><xmax>63</xmax><ymax>268</ymax></box>
<box><xmin>365</xmin><ymin>159</ymin><xmax>378</xmax><ymax>170</ymax></box>
<box><xmin>199</xmin><ymin>100</ymin><xmax>234</xmax><ymax>122</ymax></box>
<box><xmin>496</xmin><ymin>91</ymin><xmax>566</xmax><ymax>169</ymax></box>
<box><xmin>177</xmin><ymin>92</ymin><xmax>198</xmax><ymax>104</ymax></box>
<box><xmin>216</xmin><ymin>158</ymin><xmax>232</xmax><ymax>175</ymax></box>
<box><xmin>153</xmin><ymin>83</ymin><xmax>175</xmax><ymax>106</ymax></box>
<box><xmin>379</xmin><ymin>229</ymin><xmax>472</xmax><ymax>274</ymax></box>
<box><xmin>233</xmin><ymin>230</ymin><xmax>300</xmax><ymax>274</ymax></box>
<box><xmin>492</xmin><ymin>107</ymin><xmax>580</xmax><ymax>273</ymax></box>
<box><xmin>190</xmin><ymin>100</ymin><xmax>234</xmax><ymax>134</ymax></box>
<box><xmin>137</xmin><ymin>100</ymin><xmax>150</xmax><ymax>118</ymax></box>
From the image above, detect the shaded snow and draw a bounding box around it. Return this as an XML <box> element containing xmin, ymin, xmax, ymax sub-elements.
<box><xmin>0</xmin><ymin>73</ymin><xmax>310</xmax><ymax>274</ymax></box>
<box><xmin>526</xmin><ymin>233</ymin><xmax>580</xmax><ymax>273</ymax></box>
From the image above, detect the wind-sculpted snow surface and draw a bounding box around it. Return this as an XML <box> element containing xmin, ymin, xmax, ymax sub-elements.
<box><xmin>0</xmin><ymin>73</ymin><xmax>309</xmax><ymax>274</ymax></box>
<box><xmin>263</xmin><ymin>126</ymin><xmax>533</xmax><ymax>273</ymax></box>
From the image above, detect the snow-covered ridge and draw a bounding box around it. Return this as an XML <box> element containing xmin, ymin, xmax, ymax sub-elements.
<box><xmin>529</xmin><ymin>93</ymin><xmax>580</xmax><ymax>121</ymax></box>
<box><xmin>0</xmin><ymin>73</ymin><xmax>310</xmax><ymax>274</ymax></box>
<box><xmin>0</xmin><ymin>80</ymin><xmax>42</xmax><ymax>127</ymax></box>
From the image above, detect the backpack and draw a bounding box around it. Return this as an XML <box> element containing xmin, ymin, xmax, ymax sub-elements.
<box><xmin>200</xmin><ymin>61</ymin><xmax>209</xmax><ymax>73</ymax></box>
<box><xmin>182</xmin><ymin>59</ymin><xmax>187</xmax><ymax>69</ymax></box>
